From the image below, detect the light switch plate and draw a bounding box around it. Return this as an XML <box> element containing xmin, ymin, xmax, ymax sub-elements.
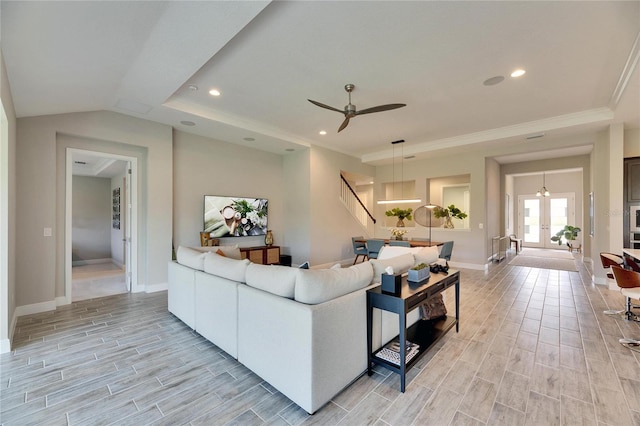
<box><xmin>44</xmin><ymin>227</ymin><xmax>52</xmax><ymax>237</ymax></box>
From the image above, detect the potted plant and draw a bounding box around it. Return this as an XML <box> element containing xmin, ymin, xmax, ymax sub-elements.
<box><xmin>551</xmin><ymin>225</ymin><xmax>582</xmax><ymax>251</ymax></box>
<box><xmin>433</xmin><ymin>204</ymin><xmax>468</xmax><ymax>229</ymax></box>
<box><xmin>385</xmin><ymin>208</ymin><xmax>413</xmax><ymax>227</ymax></box>
<box><xmin>408</xmin><ymin>262</ymin><xmax>430</xmax><ymax>282</ymax></box>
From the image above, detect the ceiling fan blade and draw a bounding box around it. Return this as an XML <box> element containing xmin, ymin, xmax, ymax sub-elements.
<box><xmin>356</xmin><ymin>103</ymin><xmax>406</xmax><ymax>115</ymax></box>
<box><xmin>308</xmin><ymin>99</ymin><xmax>344</xmax><ymax>114</ymax></box>
<box><xmin>338</xmin><ymin>116</ymin><xmax>351</xmax><ymax>132</ymax></box>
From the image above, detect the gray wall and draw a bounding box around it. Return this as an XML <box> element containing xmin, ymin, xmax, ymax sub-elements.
<box><xmin>172</xmin><ymin>130</ymin><xmax>285</xmax><ymax>251</ymax></box>
<box><xmin>17</xmin><ymin>111</ymin><xmax>172</xmax><ymax>307</ymax></box>
<box><xmin>72</xmin><ymin>176</ymin><xmax>112</xmax><ymax>262</ymax></box>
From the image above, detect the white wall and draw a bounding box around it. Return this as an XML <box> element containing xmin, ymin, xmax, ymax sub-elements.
<box><xmin>16</xmin><ymin>111</ymin><xmax>172</xmax><ymax>308</ymax></box>
<box><xmin>624</xmin><ymin>129</ymin><xmax>640</xmax><ymax>158</ymax></box>
<box><xmin>72</xmin><ymin>176</ymin><xmax>112</xmax><ymax>262</ymax></box>
<box><xmin>283</xmin><ymin>148</ymin><xmax>311</xmax><ymax>265</ymax></box>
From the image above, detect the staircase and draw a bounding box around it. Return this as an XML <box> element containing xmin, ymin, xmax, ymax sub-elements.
<box><xmin>340</xmin><ymin>174</ymin><xmax>376</xmax><ymax>235</ymax></box>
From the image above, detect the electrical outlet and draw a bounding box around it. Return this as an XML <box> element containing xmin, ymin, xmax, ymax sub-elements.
<box><xmin>479</xmin><ymin>223</ymin><xmax>484</xmax><ymax>229</ymax></box>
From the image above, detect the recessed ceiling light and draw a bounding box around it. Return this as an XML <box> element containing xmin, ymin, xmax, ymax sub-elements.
<box><xmin>209</xmin><ymin>89</ymin><xmax>221</xmax><ymax>96</ymax></box>
<box><xmin>188</xmin><ymin>85</ymin><xmax>198</xmax><ymax>91</ymax></box>
<box><xmin>510</xmin><ymin>69</ymin><xmax>526</xmax><ymax>78</ymax></box>
<box><xmin>319</xmin><ymin>130</ymin><xmax>327</xmax><ymax>135</ymax></box>
<box><xmin>243</xmin><ymin>137</ymin><xmax>255</xmax><ymax>142</ymax></box>
<box><xmin>180</xmin><ymin>120</ymin><xmax>195</xmax><ymax>126</ymax></box>
<box><xmin>483</xmin><ymin>76</ymin><xmax>505</xmax><ymax>86</ymax></box>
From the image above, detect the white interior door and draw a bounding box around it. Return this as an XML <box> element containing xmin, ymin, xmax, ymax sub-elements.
<box><xmin>519</xmin><ymin>193</ymin><xmax>575</xmax><ymax>249</ymax></box>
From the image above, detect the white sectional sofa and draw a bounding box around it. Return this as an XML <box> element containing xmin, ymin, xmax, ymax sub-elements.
<box><xmin>167</xmin><ymin>244</ymin><xmax>439</xmax><ymax>414</ymax></box>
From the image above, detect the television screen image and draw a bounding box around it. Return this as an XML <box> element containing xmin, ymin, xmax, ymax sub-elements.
<box><xmin>204</xmin><ymin>196</ymin><xmax>268</xmax><ymax>237</ymax></box>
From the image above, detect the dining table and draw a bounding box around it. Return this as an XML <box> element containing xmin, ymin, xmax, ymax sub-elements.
<box><xmin>355</xmin><ymin>238</ymin><xmax>443</xmax><ymax>248</ymax></box>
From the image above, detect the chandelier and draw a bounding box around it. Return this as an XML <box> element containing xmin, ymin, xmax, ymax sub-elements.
<box><xmin>536</xmin><ymin>172</ymin><xmax>550</xmax><ymax>197</ymax></box>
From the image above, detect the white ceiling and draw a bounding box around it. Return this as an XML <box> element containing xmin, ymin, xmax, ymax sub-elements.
<box><xmin>2</xmin><ymin>1</ymin><xmax>639</xmax><ymax>164</ymax></box>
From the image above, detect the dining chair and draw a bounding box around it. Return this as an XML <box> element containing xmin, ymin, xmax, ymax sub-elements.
<box><xmin>351</xmin><ymin>236</ymin><xmax>368</xmax><ymax>264</ymax></box>
<box><xmin>388</xmin><ymin>240</ymin><xmax>410</xmax><ymax>247</ymax></box>
<box><xmin>439</xmin><ymin>240</ymin><xmax>454</xmax><ymax>261</ymax></box>
<box><xmin>366</xmin><ymin>239</ymin><xmax>386</xmax><ymax>260</ymax></box>
<box><xmin>612</xmin><ymin>265</ymin><xmax>640</xmax><ymax>321</ymax></box>
<box><xmin>600</xmin><ymin>252</ymin><xmax>625</xmax><ymax>279</ymax></box>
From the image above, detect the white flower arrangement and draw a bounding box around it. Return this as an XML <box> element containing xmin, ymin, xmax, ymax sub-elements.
<box><xmin>391</xmin><ymin>228</ymin><xmax>408</xmax><ymax>239</ymax></box>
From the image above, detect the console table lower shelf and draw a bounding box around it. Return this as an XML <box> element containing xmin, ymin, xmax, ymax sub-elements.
<box><xmin>366</xmin><ymin>270</ymin><xmax>460</xmax><ymax>392</ymax></box>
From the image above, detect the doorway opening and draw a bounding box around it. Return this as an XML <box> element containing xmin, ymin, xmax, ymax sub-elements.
<box><xmin>65</xmin><ymin>149</ymin><xmax>138</xmax><ymax>303</ymax></box>
<box><xmin>518</xmin><ymin>192</ymin><xmax>576</xmax><ymax>249</ymax></box>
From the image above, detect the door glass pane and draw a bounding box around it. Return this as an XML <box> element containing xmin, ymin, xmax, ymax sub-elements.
<box><xmin>523</xmin><ymin>199</ymin><xmax>540</xmax><ymax>243</ymax></box>
<box><xmin>549</xmin><ymin>198</ymin><xmax>568</xmax><ymax>244</ymax></box>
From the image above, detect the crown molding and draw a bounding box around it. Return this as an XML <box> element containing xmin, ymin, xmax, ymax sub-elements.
<box><xmin>610</xmin><ymin>30</ymin><xmax>640</xmax><ymax>109</ymax></box>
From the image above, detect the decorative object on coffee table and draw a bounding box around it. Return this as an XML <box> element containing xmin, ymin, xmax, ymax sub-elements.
<box><xmin>407</xmin><ymin>263</ymin><xmax>430</xmax><ymax>282</ymax></box>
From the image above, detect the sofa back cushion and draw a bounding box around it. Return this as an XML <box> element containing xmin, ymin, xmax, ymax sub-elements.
<box><xmin>192</xmin><ymin>245</ymin><xmax>242</xmax><ymax>260</ymax></box>
<box><xmin>377</xmin><ymin>245</ymin><xmax>421</xmax><ymax>260</ymax></box>
<box><xmin>176</xmin><ymin>246</ymin><xmax>207</xmax><ymax>271</ymax></box>
<box><xmin>245</xmin><ymin>263</ymin><xmax>298</xmax><ymax>299</ymax></box>
<box><xmin>294</xmin><ymin>261</ymin><xmax>374</xmax><ymax>305</ymax></box>
<box><xmin>414</xmin><ymin>246</ymin><xmax>440</xmax><ymax>265</ymax></box>
<box><xmin>203</xmin><ymin>252</ymin><xmax>251</xmax><ymax>283</ymax></box>
<box><xmin>370</xmin><ymin>253</ymin><xmax>415</xmax><ymax>283</ymax></box>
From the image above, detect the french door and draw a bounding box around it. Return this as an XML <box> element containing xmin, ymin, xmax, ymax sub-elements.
<box><xmin>518</xmin><ymin>193</ymin><xmax>575</xmax><ymax>249</ymax></box>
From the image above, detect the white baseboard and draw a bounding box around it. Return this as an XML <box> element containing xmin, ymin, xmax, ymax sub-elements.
<box><xmin>0</xmin><ymin>338</ymin><xmax>10</xmax><ymax>354</ymax></box>
<box><xmin>144</xmin><ymin>282</ymin><xmax>168</xmax><ymax>293</ymax></box>
<box><xmin>56</xmin><ymin>296</ymin><xmax>70</xmax><ymax>306</ymax></box>
<box><xmin>72</xmin><ymin>258</ymin><xmax>114</xmax><ymax>267</ymax></box>
<box><xmin>15</xmin><ymin>300</ymin><xmax>57</xmax><ymax>317</ymax></box>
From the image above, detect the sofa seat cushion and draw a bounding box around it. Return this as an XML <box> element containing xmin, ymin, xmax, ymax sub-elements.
<box><xmin>176</xmin><ymin>246</ymin><xmax>207</xmax><ymax>271</ymax></box>
<box><xmin>203</xmin><ymin>252</ymin><xmax>251</xmax><ymax>283</ymax></box>
<box><xmin>246</xmin><ymin>263</ymin><xmax>298</xmax><ymax>298</ymax></box>
<box><xmin>294</xmin><ymin>261</ymin><xmax>373</xmax><ymax>305</ymax></box>
<box><xmin>370</xmin><ymin>253</ymin><xmax>415</xmax><ymax>283</ymax></box>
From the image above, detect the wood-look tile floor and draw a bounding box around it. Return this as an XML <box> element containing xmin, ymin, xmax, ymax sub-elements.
<box><xmin>2</xmin><ymin>252</ymin><xmax>640</xmax><ymax>425</ymax></box>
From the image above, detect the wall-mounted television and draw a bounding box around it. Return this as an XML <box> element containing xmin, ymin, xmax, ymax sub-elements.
<box><xmin>204</xmin><ymin>195</ymin><xmax>268</xmax><ymax>237</ymax></box>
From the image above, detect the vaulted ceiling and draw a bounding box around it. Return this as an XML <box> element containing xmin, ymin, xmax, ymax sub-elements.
<box><xmin>2</xmin><ymin>1</ymin><xmax>639</xmax><ymax>165</ymax></box>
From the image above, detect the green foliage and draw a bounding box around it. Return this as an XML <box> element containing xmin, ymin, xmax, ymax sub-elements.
<box><xmin>550</xmin><ymin>225</ymin><xmax>581</xmax><ymax>246</ymax></box>
<box><xmin>433</xmin><ymin>204</ymin><xmax>468</xmax><ymax>220</ymax></box>
<box><xmin>412</xmin><ymin>263</ymin><xmax>429</xmax><ymax>270</ymax></box>
<box><xmin>385</xmin><ymin>208</ymin><xmax>413</xmax><ymax>221</ymax></box>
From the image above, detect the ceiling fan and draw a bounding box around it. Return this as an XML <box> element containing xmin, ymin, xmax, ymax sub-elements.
<box><xmin>308</xmin><ymin>84</ymin><xmax>406</xmax><ymax>132</ymax></box>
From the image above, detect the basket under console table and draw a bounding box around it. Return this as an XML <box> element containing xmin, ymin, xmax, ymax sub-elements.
<box><xmin>366</xmin><ymin>270</ymin><xmax>460</xmax><ymax>392</ymax></box>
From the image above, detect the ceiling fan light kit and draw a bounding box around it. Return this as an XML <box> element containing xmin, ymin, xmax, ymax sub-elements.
<box><xmin>308</xmin><ymin>84</ymin><xmax>406</xmax><ymax>132</ymax></box>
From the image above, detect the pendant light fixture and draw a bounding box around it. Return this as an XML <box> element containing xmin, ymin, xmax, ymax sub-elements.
<box><xmin>377</xmin><ymin>140</ymin><xmax>422</xmax><ymax>204</ymax></box>
<box><xmin>536</xmin><ymin>172</ymin><xmax>550</xmax><ymax>197</ymax></box>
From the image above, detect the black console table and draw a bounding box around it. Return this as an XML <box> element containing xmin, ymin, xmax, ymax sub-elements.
<box><xmin>366</xmin><ymin>270</ymin><xmax>460</xmax><ymax>392</ymax></box>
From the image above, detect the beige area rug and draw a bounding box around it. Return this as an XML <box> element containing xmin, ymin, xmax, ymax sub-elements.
<box><xmin>509</xmin><ymin>248</ymin><xmax>578</xmax><ymax>271</ymax></box>
<box><xmin>519</xmin><ymin>248</ymin><xmax>574</xmax><ymax>260</ymax></box>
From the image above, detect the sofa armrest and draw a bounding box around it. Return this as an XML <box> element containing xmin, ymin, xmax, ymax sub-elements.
<box><xmin>168</xmin><ymin>261</ymin><xmax>196</xmax><ymax>329</ymax></box>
